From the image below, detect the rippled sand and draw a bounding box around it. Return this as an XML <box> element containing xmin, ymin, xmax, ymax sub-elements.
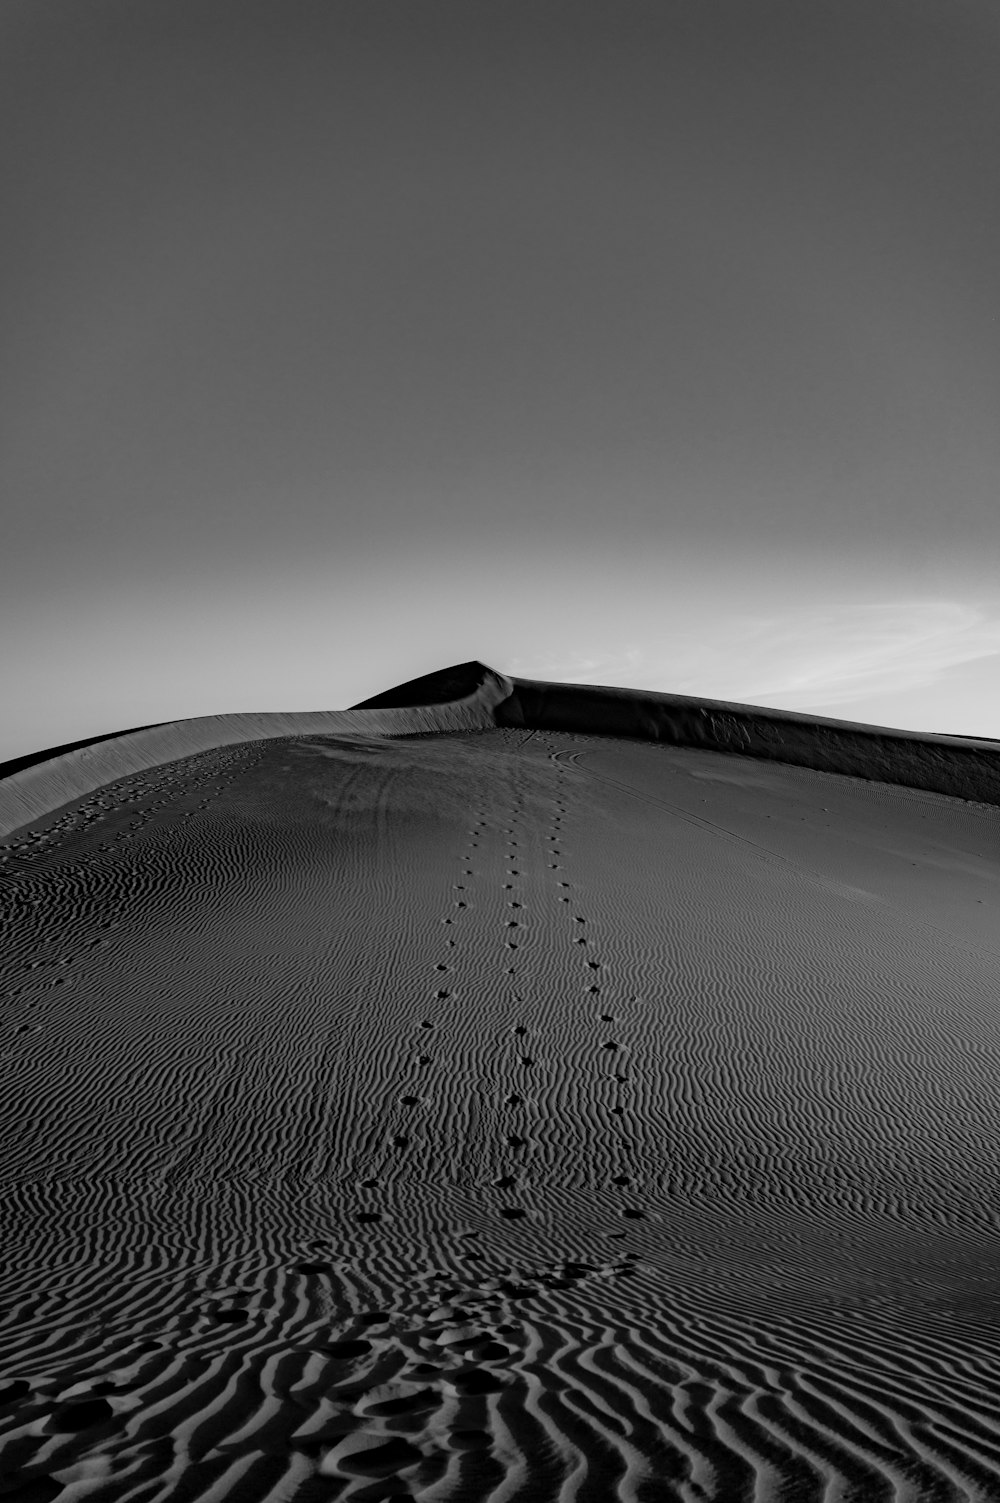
<box><xmin>2</xmin><ymin>723</ymin><xmax>1000</xmax><ymax>1500</ymax></box>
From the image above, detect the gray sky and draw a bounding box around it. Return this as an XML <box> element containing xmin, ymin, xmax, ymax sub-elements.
<box><xmin>4</xmin><ymin>0</ymin><xmax>1000</xmax><ymax>759</ymax></box>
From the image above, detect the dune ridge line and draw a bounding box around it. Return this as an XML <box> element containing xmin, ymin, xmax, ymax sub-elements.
<box><xmin>3</xmin><ymin>658</ymin><xmax>1000</xmax><ymax>840</ymax></box>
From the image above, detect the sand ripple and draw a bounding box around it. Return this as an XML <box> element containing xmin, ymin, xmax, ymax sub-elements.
<box><xmin>2</xmin><ymin>727</ymin><xmax>1000</xmax><ymax>1499</ymax></box>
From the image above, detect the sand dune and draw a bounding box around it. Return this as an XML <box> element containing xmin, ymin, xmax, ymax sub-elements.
<box><xmin>2</xmin><ymin>666</ymin><xmax>1000</xmax><ymax>1499</ymax></box>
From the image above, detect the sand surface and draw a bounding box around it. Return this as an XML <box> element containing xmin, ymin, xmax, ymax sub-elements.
<box><xmin>3</xmin><ymin>718</ymin><xmax>1000</xmax><ymax>1500</ymax></box>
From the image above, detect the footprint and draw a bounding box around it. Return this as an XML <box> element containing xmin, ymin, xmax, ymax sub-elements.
<box><xmin>325</xmin><ymin>1336</ymin><xmax>374</xmax><ymax>1361</ymax></box>
<box><xmin>367</xmin><ymin>1388</ymin><xmax>439</xmax><ymax>1417</ymax></box>
<box><xmin>452</xmin><ymin>1428</ymin><xmax>493</xmax><ymax>1448</ymax></box>
<box><xmin>449</xmin><ymin>1370</ymin><xmax>506</xmax><ymax>1394</ymax></box>
<box><xmin>471</xmin><ymin>1341</ymin><xmax>511</xmax><ymax>1362</ymax></box>
<box><xmin>50</xmin><ymin>1398</ymin><xmax>114</xmax><ymax>1431</ymax></box>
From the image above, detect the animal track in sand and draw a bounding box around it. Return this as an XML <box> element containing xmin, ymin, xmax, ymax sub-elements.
<box><xmin>325</xmin><ymin>1339</ymin><xmax>372</xmax><ymax>1359</ymax></box>
<box><xmin>212</xmin><ymin>1306</ymin><xmax>249</xmax><ymax>1324</ymax></box>
<box><xmin>50</xmin><ymin>1398</ymin><xmax>115</xmax><ymax>1431</ymax></box>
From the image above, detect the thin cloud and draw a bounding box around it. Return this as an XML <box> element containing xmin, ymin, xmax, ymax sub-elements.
<box><xmin>678</xmin><ymin>602</ymin><xmax>1000</xmax><ymax>710</ymax></box>
<box><xmin>505</xmin><ymin>603</ymin><xmax>1000</xmax><ymax>722</ymax></box>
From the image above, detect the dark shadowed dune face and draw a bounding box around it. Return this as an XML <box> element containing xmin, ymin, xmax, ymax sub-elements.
<box><xmin>2</xmin><ymin>709</ymin><xmax>1000</xmax><ymax>1498</ymax></box>
<box><xmin>351</xmin><ymin>660</ymin><xmax>495</xmax><ymax>709</ymax></box>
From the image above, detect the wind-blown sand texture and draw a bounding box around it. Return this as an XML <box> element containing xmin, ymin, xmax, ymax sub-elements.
<box><xmin>3</xmin><ymin>663</ymin><xmax>1000</xmax><ymax>1501</ymax></box>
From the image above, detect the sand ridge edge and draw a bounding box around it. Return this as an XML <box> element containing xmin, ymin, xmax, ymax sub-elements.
<box><xmin>499</xmin><ymin>674</ymin><xmax>1000</xmax><ymax>808</ymax></box>
<box><xmin>0</xmin><ymin>667</ymin><xmax>514</xmax><ymax>840</ymax></box>
<box><xmin>5</xmin><ymin>659</ymin><xmax>1000</xmax><ymax>840</ymax></box>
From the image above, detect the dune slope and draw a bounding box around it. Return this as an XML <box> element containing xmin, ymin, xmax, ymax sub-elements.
<box><xmin>2</xmin><ymin>702</ymin><xmax>1000</xmax><ymax>1500</ymax></box>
